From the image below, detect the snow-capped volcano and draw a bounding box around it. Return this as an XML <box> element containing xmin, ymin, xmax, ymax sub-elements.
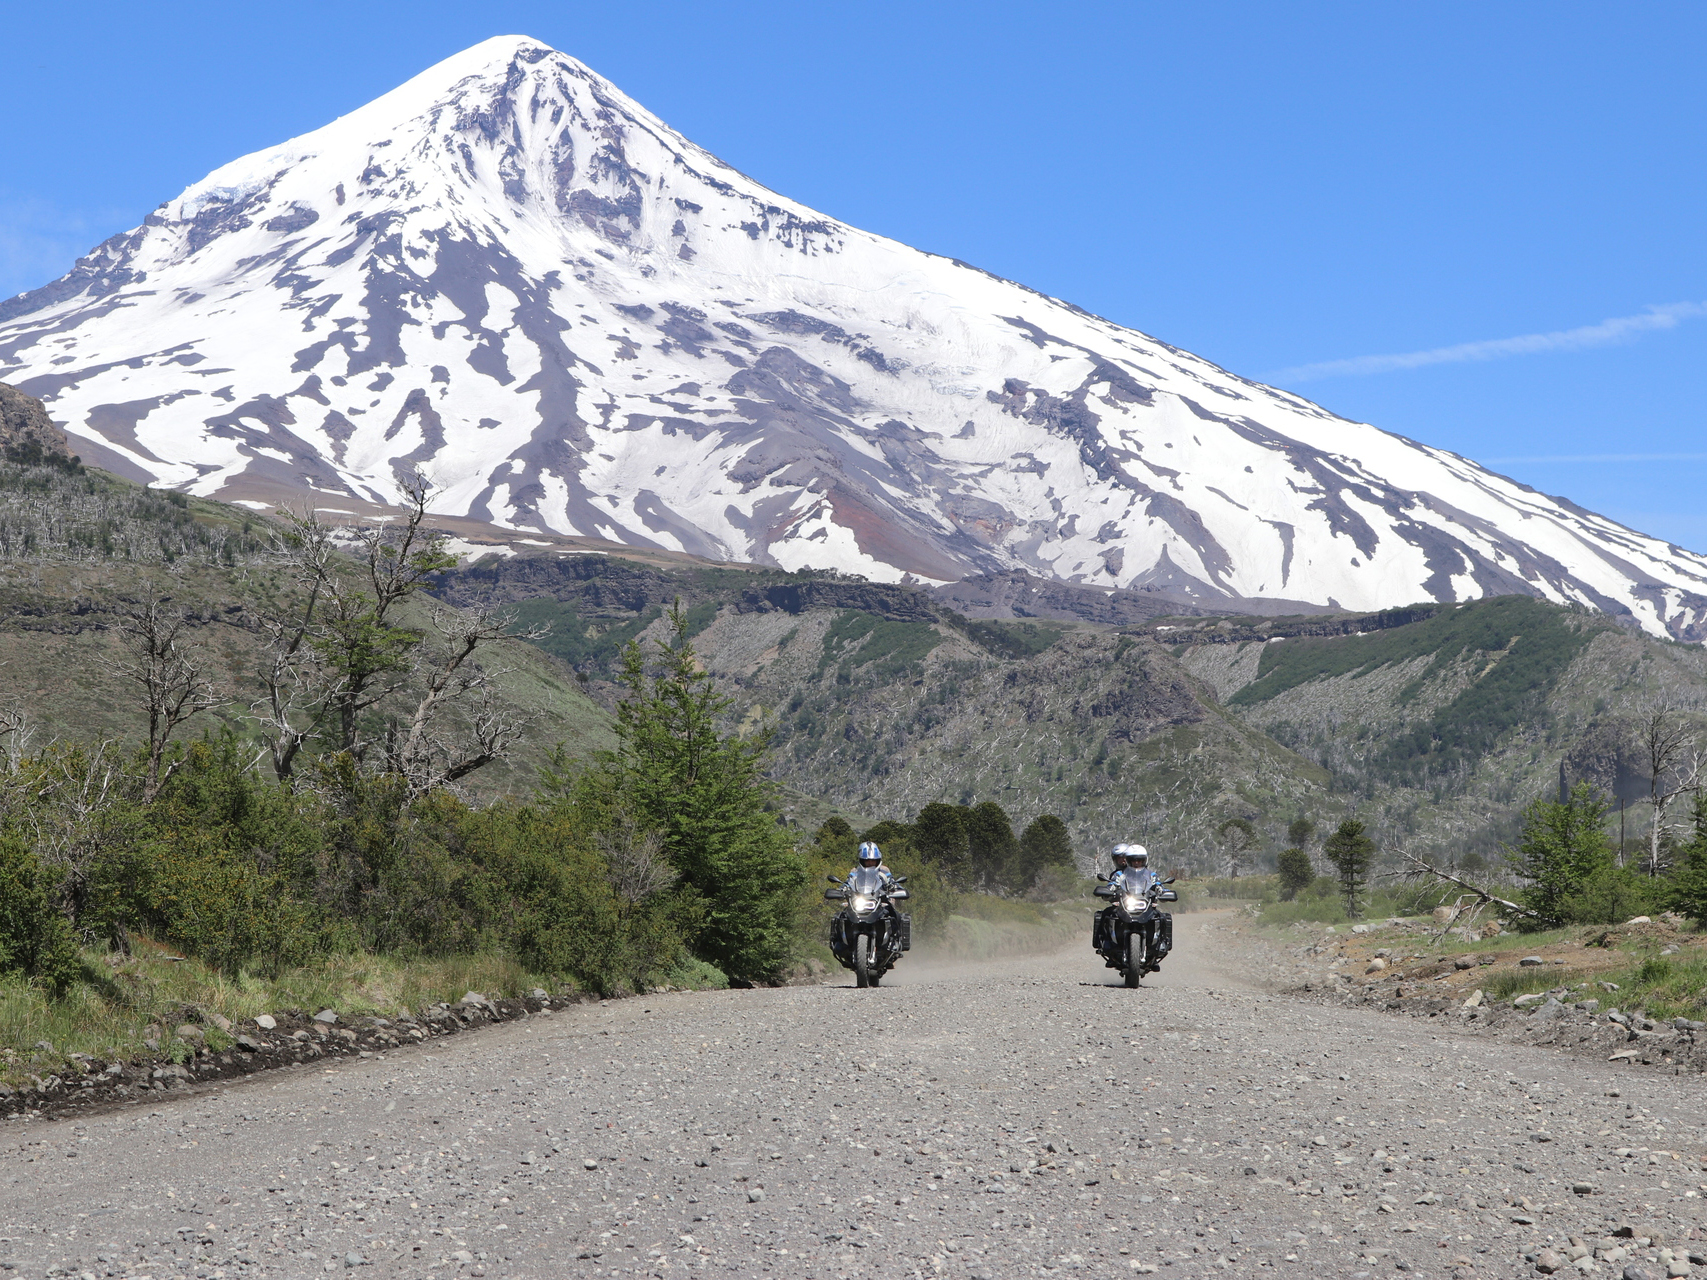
<box><xmin>3</xmin><ymin>36</ymin><xmax>1705</xmax><ymax>640</ymax></box>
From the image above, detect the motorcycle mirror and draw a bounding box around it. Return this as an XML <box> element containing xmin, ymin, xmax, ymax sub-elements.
<box><xmin>827</xmin><ymin>875</ymin><xmax>843</xmax><ymax>884</ymax></box>
<box><xmin>1163</xmin><ymin>876</ymin><xmax>1178</xmax><ymax>884</ymax></box>
<box><xmin>1095</xmin><ymin>872</ymin><xmax>1109</xmax><ymax>882</ymax></box>
<box><xmin>892</xmin><ymin>875</ymin><xmax>909</xmax><ymax>884</ymax></box>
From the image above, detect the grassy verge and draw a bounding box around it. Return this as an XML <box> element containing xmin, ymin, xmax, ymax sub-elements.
<box><xmin>927</xmin><ymin>896</ymin><xmax>1086</xmax><ymax>962</ymax></box>
<box><xmin>1479</xmin><ymin>950</ymin><xmax>1707</xmax><ymax>1020</ymax></box>
<box><xmin>0</xmin><ymin>944</ymin><xmax>727</xmax><ymax>1087</ymax></box>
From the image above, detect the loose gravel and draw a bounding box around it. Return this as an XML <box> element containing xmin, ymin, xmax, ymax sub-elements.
<box><xmin>3</xmin><ymin>914</ymin><xmax>1705</xmax><ymax>1279</ymax></box>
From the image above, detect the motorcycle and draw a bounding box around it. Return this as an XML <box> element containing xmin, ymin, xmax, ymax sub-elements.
<box><xmin>1091</xmin><ymin>874</ymin><xmax>1178</xmax><ymax>987</ymax></box>
<box><xmin>824</xmin><ymin>869</ymin><xmax>911</xmax><ymax>988</ymax></box>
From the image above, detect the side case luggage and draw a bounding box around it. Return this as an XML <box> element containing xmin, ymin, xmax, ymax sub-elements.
<box><xmin>897</xmin><ymin>913</ymin><xmax>911</xmax><ymax>951</ymax></box>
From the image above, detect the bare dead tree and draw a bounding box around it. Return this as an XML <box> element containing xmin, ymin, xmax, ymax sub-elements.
<box><xmin>108</xmin><ymin>598</ymin><xmax>227</xmax><ymax>801</ymax></box>
<box><xmin>270</xmin><ymin>476</ymin><xmax>457</xmax><ymax>760</ymax></box>
<box><xmin>383</xmin><ymin>685</ymin><xmax>534</xmax><ymax>797</ymax></box>
<box><xmin>247</xmin><ymin>504</ymin><xmax>341</xmax><ymax>783</ymax></box>
<box><xmin>381</xmin><ymin>603</ymin><xmax>545</xmax><ymax>796</ymax></box>
<box><xmin>1635</xmin><ymin>706</ymin><xmax>1703</xmax><ymax>876</ymax></box>
<box><xmin>1217</xmin><ymin>816</ymin><xmax>1257</xmax><ymax>879</ymax></box>
<box><xmin>596</xmin><ymin>821</ymin><xmax>676</xmax><ymax>905</ymax></box>
<box><xmin>0</xmin><ymin>700</ymin><xmax>33</xmax><ymax>769</ymax></box>
<box><xmin>1396</xmin><ymin>849</ymin><xmax>1541</xmax><ymax>922</ymax></box>
<box><xmin>21</xmin><ymin>741</ymin><xmax>127</xmax><ymax>933</ymax></box>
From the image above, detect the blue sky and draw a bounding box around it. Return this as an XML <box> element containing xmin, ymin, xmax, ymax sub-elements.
<box><xmin>4</xmin><ymin>2</ymin><xmax>1703</xmax><ymax>549</ymax></box>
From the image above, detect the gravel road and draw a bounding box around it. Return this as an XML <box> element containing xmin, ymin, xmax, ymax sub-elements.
<box><xmin>5</xmin><ymin>913</ymin><xmax>1705</xmax><ymax>1280</ymax></box>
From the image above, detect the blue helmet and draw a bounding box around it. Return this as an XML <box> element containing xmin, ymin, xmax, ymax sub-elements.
<box><xmin>857</xmin><ymin>841</ymin><xmax>882</xmax><ymax>865</ymax></box>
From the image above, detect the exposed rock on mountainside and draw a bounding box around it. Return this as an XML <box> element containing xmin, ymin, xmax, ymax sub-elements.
<box><xmin>0</xmin><ymin>382</ymin><xmax>71</xmax><ymax>462</ymax></box>
<box><xmin>2</xmin><ymin>37</ymin><xmax>1705</xmax><ymax>639</ymax></box>
<box><xmin>441</xmin><ymin>553</ymin><xmax>1707</xmax><ymax>860</ymax></box>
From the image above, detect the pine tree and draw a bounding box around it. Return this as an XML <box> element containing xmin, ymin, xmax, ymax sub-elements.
<box><xmin>963</xmin><ymin>801</ymin><xmax>1019</xmax><ymax>891</ymax></box>
<box><xmin>1323</xmin><ymin>819</ymin><xmax>1376</xmax><ymax>919</ymax></box>
<box><xmin>580</xmin><ymin>603</ymin><xmax>806</xmax><ymax>984</ymax></box>
<box><xmin>1506</xmin><ymin>782</ymin><xmax>1614</xmax><ymax>929</ymax></box>
<box><xmin>1276</xmin><ymin>848</ymin><xmax>1314</xmax><ymax>900</ymax></box>
<box><xmin>1015</xmin><ymin>815</ymin><xmax>1074</xmax><ymax>890</ymax></box>
<box><xmin>1668</xmin><ymin>793</ymin><xmax>1707</xmax><ymax>926</ymax></box>
<box><xmin>1217</xmin><ymin>817</ymin><xmax>1257</xmax><ymax>878</ymax></box>
<box><xmin>914</xmin><ymin>803</ymin><xmax>971</xmax><ymax>887</ymax></box>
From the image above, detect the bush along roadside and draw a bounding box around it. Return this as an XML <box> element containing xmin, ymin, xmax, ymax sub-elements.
<box><xmin>0</xmin><ymin>606</ymin><xmax>817</xmax><ymax>1073</ymax></box>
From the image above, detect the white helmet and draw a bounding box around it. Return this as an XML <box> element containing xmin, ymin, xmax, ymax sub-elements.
<box><xmin>1126</xmin><ymin>845</ymin><xmax>1149</xmax><ymax>864</ymax></box>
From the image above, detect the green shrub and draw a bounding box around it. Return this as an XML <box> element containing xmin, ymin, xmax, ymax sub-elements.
<box><xmin>126</xmin><ymin>835</ymin><xmax>316</xmax><ymax>977</ymax></box>
<box><xmin>1276</xmin><ymin>849</ymin><xmax>1314</xmax><ymax>900</ymax></box>
<box><xmin>1562</xmin><ymin>865</ymin><xmax>1664</xmax><ymax>927</ymax></box>
<box><xmin>1507</xmin><ymin>784</ymin><xmax>1615</xmax><ymax>930</ymax></box>
<box><xmin>0</xmin><ymin>837</ymin><xmax>80</xmax><ymax>993</ymax></box>
<box><xmin>1669</xmin><ymin>795</ymin><xmax>1707</xmax><ymax>927</ymax></box>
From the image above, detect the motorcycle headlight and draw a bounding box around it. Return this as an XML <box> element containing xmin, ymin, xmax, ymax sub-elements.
<box><xmin>1121</xmin><ymin>894</ymin><xmax>1142</xmax><ymax>912</ymax></box>
<box><xmin>851</xmin><ymin>895</ymin><xmax>875</xmax><ymax>914</ymax></box>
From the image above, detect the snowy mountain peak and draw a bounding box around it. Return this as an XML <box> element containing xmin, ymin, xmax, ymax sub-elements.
<box><xmin>2</xmin><ymin>37</ymin><xmax>1705</xmax><ymax>641</ymax></box>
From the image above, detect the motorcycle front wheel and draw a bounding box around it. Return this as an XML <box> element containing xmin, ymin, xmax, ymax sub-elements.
<box><xmin>1124</xmin><ymin>932</ymin><xmax>1146</xmax><ymax>988</ymax></box>
<box><xmin>855</xmin><ymin>933</ymin><xmax>872</xmax><ymax>988</ymax></box>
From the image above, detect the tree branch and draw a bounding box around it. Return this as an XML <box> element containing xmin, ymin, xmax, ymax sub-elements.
<box><xmin>1398</xmin><ymin>851</ymin><xmax>1541</xmax><ymax>920</ymax></box>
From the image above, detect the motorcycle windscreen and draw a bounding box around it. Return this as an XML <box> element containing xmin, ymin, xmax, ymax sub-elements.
<box><xmin>847</xmin><ymin>867</ymin><xmax>886</xmax><ymax>895</ymax></box>
<box><xmin>846</xmin><ymin>867</ymin><xmax>885</xmax><ymax>917</ymax></box>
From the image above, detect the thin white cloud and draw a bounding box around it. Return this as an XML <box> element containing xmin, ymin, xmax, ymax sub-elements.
<box><xmin>1271</xmin><ymin>301</ymin><xmax>1707</xmax><ymax>383</ymax></box>
<box><xmin>1484</xmin><ymin>453</ymin><xmax>1707</xmax><ymax>464</ymax></box>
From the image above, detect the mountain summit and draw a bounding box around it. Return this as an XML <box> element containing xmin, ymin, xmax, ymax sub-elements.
<box><xmin>2</xmin><ymin>35</ymin><xmax>1704</xmax><ymax>639</ymax></box>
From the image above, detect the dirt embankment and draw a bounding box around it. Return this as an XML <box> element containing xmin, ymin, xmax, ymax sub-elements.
<box><xmin>1242</xmin><ymin>911</ymin><xmax>1707</xmax><ymax>1077</ymax></box>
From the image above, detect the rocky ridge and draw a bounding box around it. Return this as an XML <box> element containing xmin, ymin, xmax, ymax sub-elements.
<box><xmin>0</xmin><ymin>381</ymin><xmax>71</xmax><ymax>461</ymax></box>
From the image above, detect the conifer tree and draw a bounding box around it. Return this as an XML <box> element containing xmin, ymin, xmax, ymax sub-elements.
<box><xmin>1323</xmin><ymin>819</ymin><xmax>1376</xmax><ymax>918</ymax></box>
<box><xmin>581</xmin><ymin>603</ymin><xmax>806</xmax><ymax>983</ymax></box>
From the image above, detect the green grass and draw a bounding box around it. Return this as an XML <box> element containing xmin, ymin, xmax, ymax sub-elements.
<box><xmin>1252</xmin><ymin>880</ymin><xmax>1449</xmax><ymax>927</ymax></box>
<box><xmin>1480</xmin><ymin>950</ymin><xmax>1707</xmax><ymax>1019</ymax></box>
<box><xmin>1482</xmin><ymin>966</ymin><xmax>1597</xmax><ymax>1002</ymax></box>
<box><xmin>0</xmin><ymin>940</ymin><xmax>734</xmax><ymax>1082</ymax></box>
<box><xmin>953</xmin><ymin>892</ymin><xmax>1048</xmax><ymax>925</ymax></box>
<box><xmin>932</xmin><ymin>903</ymin><xmax>1084</xmax><ymax>961</ymax></box>
<box><xmin>0</xmin><ymin>948</ymin><xmax>549</xmax><ymax>1081</ymax></box>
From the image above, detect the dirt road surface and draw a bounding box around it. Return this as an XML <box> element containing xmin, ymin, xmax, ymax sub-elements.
<box><xmin>5</xmin><ymin>913</ymin><xmax>1705</xmax><ymax>1279</ymax></box>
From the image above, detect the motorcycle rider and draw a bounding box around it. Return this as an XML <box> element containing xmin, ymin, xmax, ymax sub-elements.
<box><xmin>1118</xmin><ymin>846</ymin><xmax>1172</xmax><ymax>966</ymax></box>
<box><xmin>1094</xmin><ymin>844</ymin><xmax>1131</xmax><ymax>951</ymax></box>
<box><xmin>1118</xmin><ymin>845</ymin><xmax>1156</xmax><ymax>893</ymax></box>
<box><xmin>848</xmin><ymin>841</ymin><xmax>899</xmax><ymax>888</ymax></box>
<box><xmin>834</xmin><ymin>841</ymin><xmax>909</xmax><ymax>974</ymax></box>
